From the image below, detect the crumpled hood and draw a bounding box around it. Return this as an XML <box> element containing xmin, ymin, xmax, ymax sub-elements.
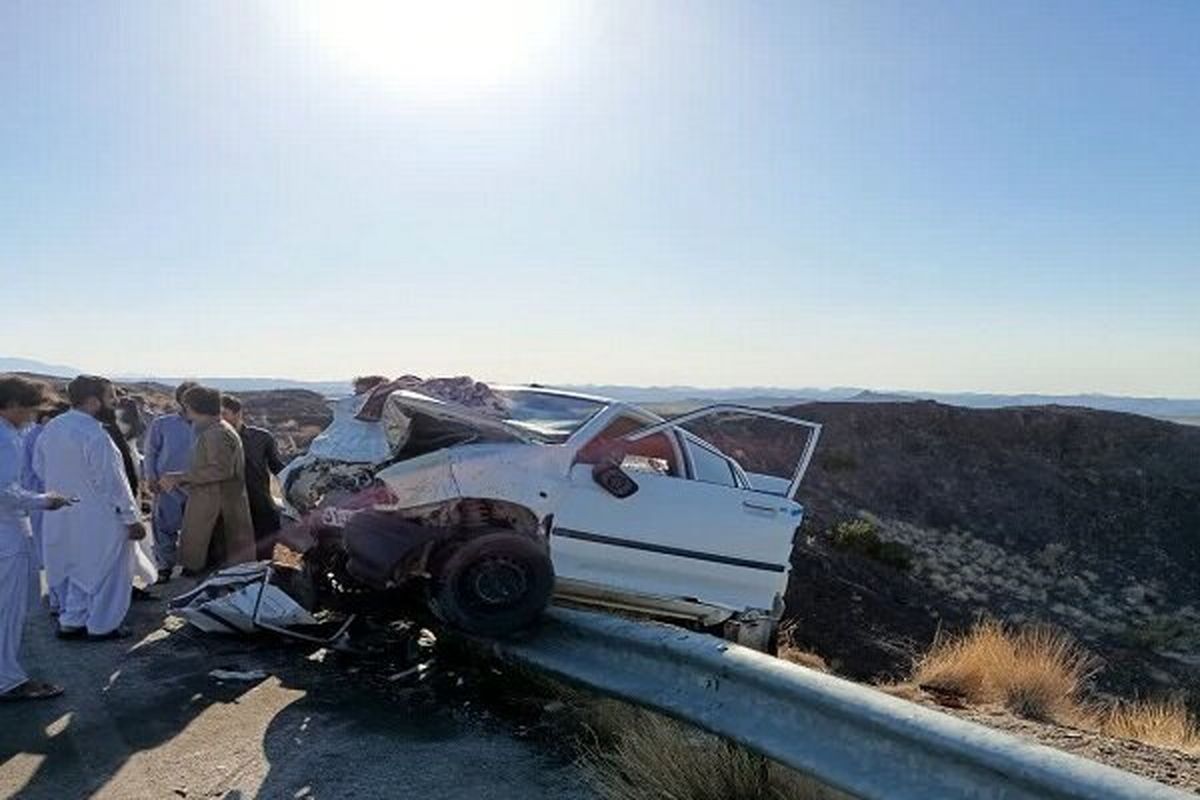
<box><xmin>382</xmin><ymin>391</ymin><xmax>533</xmax><ymax>444</ymax></box>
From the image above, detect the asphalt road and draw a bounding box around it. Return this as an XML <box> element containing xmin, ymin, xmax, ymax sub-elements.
<box><xmin>0</xmin><ymin>580</ymin><xmax>596</xmax><ymax>799</ymax></box>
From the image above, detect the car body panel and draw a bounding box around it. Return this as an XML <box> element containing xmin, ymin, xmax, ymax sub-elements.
<box><xmin>550</xmin><ymin>463</ymin><xmax>799</xmax><ymax>613</ymax></box>
<box><xmin>372</xmin><ymin>449</ymin><xmax>461</xmax><ymax>509</ymax></box>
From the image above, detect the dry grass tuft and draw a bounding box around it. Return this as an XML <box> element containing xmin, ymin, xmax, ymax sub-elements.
<box><xmin>778</xmin><ymin>646</ymin><xmax>829</xmax><ymax>672</ymax></box>
<box><xmin>876</xmin><ymin>682</ymin><xmax>927</xmax><ymax>703</ymax></box>
<box><xmin>1097</xmin><ymin>698</ymin><xmax>1200</xmax><ymax>753</ymax></box>
<box><xmin>581</xmin><ymin>701</ymin><xmax>848</xmax><ymax>800</ymax></box>
<box><xmin>776</xmin><ymin>625</ymin><xmax>829</xmax><ymax>672</ymax></box>
<box><xmin>912</xmin><ymin>619</ymin><xmax>1097</xmax><ymax>723</ymax></box>
<box><xmin>906</xmin><ymin>620</ymin><xmax>1200</xmax><ymax>752</ymax></box>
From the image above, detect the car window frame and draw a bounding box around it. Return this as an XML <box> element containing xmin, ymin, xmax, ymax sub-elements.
<box><xmin>678</xmin><ymin>430</ymin><xmax>746</xmax><ymax>489</ymax></box>
<box><xmin>568</xmin><ymin>407</ymin><xmax>685</xmax><ymax>477</ymax></box>
<box><xmin>624</xmin><ymin>404</ymin><xmax>822</xmax><ymax>498</ymax></box>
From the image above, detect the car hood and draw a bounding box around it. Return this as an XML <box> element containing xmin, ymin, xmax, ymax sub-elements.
<box><xmin>383</xmin><ymin>391</ymin><xmax>534</xmax><ymax>444</ymax></box>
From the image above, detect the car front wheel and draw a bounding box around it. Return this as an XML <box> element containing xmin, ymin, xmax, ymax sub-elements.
<box><xmin>430</xmin><ymin>531</ymin><xmax>554</xmax><ymax>637</ymax></box>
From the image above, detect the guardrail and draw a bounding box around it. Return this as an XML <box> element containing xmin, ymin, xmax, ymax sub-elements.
<box><xmin>487</xmin><ymin>607</ymin><xmax>1190</xmax><ymax>800</ymax></box>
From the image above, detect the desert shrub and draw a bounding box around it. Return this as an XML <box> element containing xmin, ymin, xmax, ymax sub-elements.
<box><xmin>775</xmin><ymin>623</ymin><xmax>829</xmax><ymax>672</ymax></box>
<box><xmin>1098</xmin><ymin>698</ymin><xmax>1200</xmax><ymax>753</ymax></box>
<box><xmin>905</xmin><ymin>621</ymin><xmax>1200</xmax><ymax>751</ymax></box>
<box><xmin>829</xmin><ymin>518</ymin><xmax>913</xmax><ymax>570</ymax></box>
<box><xmin>912</xmin><ymin>619</ymin><xmax>1097</xmax><ymax>723</ymax></box>
<box><xmin>582</xmin><ymin>701</ymin><xmax>849</xmax><ymax>800</ymax></box>
<box><xmin>831</xmin><ymin>518</ymin><xmax>880</xmax><ymax>551</ymax></box>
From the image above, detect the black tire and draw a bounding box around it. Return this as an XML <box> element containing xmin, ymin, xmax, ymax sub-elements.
<box><xmin>431</xmin><ymin>531</ymin><xmax>554</xmax><ymax>637</ymax></box>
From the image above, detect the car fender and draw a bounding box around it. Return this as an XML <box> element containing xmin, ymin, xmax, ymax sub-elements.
<box><xmin>374</xmin><ymin>449</ymin><xmax>461</xmax><ymax>508</ymax></box>
<box><xmin>447</xmin><ymin>443</ymin><xmax>562</xmax><ymax>521</ymax></box>
<box><xmin>372</xmin><ymin>443</ymin><xmax>562</xmax><ymax>522</ymax></box>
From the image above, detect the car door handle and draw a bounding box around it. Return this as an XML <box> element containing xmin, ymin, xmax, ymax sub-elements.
<box><xmin>742</xmin><ymin>500</ymin><xmax>778</xmax><ymax>514</ymax></box>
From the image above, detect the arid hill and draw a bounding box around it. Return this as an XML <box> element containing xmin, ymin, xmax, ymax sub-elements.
<box><xmin>20</xmin><ymin>375</ymin><xmax>333</xmax><ymax>461</ymax></box>
<box><xmin>778</xmin><ymin>401</ymin><xmax>1200</xmax><ymax>701</ymax></box>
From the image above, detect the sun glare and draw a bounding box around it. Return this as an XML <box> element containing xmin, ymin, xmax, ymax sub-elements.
<box><xmin>296</xmin><ymin>1</ymin><xmax>568</xmax><ymax>96</ymax></box>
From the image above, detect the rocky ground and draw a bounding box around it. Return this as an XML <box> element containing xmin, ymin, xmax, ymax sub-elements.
<box><xmin>920</xmin><ymin>694</ymin><xmax>1200</xmax><ymax>792</ymax></box>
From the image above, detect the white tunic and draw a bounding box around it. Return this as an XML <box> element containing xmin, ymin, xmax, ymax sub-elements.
<box><xmin>34</xmin><ymin>410</ymin><xmax>139</xmax><ymax>594</ymax></box>
<box><xmin>1</xmin><ymin>418</ymin><xmax>46</xmax><ymax>557</ymax></box>
<box><xmin>1</xmin><ymin>417</ymin><xmax>47</xmax><ymax>692</ymax></box>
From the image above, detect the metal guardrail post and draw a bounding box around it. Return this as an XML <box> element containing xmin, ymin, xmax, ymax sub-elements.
<box><xmin>489</xmin><ymin>607</ymin><xmax>1190</xmax><ymax>800</ymax></box>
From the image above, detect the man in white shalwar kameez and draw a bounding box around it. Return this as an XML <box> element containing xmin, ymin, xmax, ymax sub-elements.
<box><xmin>0</xmin><ymin>376</ymin><xmax>70</xmax><ymax>701</ymax></box>
<box><xmin>34</xmin><ymin>375</ymin><xmax>148</xmax><ymax>640</ymax></box>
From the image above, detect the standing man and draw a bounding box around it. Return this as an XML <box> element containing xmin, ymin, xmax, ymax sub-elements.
<box><xmin>1</xmin><ymin>376</ymin><xmax>71</xmax><ymax>700</ymax></box>
<box><xmin>21</xmin><ymin>402</ymin><xmax>69</xmax><ymax>591</ymax></box>
<box><xmin>103</xmin><ymin>399</ymin><xmax>158</xmax><ymax>599</ymax></box>
<box><xmin>220</xmin><ymin>395</ymin><xmax>285</xmax><ymax>559</ymax></box>
<box><xmin>143</xmin><ymin>382</ymin><xmax>197</xmax><ymax>583</ymax></box>
<box><xmin>160</xmin><ymin>386</ymin><xmax>255</xmax><ymax>573</ymax></box>
<box><xmin>34</xmin><ymin>375</ymin><xmax>148</xmax><ymax>641</ymax></box>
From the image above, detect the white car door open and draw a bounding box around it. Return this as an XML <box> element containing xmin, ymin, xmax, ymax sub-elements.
<box><xmin>550</xmin><ymin>427</ymin><xmax>801</xmax><ymax>613</ymax></box>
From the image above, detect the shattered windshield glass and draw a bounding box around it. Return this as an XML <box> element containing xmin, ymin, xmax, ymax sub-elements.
<box><xmin>493</xmin><ymin>389</ymin><xmax>607</xmax><ymax>443</ymax></box>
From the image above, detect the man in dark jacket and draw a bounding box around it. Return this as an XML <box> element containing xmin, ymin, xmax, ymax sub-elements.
<box><xmin>220</xmin><ymin>395</ymin><xmax>285</xmax><ymax>559</ymax></box>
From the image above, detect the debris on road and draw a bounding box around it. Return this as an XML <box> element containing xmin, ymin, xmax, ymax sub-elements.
<box><xmin>169</xmin><ymin>562</ymin><xmax>319</xmax><ymax>635</ymax></box>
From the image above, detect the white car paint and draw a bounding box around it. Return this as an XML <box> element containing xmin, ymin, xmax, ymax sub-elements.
<box><xmin>353</xmin><ymin>389</ymin><xmax>822</xmax><ymax>630</ymax></box>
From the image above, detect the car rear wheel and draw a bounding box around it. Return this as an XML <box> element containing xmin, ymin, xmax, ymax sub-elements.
<box><xmin>430</xmin><ymin>532</ymin><xmax>554</xmax><ymax>636</ymax></box>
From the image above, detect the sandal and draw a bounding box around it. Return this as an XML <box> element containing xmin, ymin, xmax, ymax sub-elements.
<box><xmin>0</xmin><ymin>680</ymin><xmax>65</xmax><ymax>702</ymax></box>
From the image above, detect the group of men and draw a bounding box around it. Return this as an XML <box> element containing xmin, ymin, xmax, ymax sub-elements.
<box><xmin>0</xmin><ymin>373</ymin><xmax>285</xmax><ymax>702</ymax></box>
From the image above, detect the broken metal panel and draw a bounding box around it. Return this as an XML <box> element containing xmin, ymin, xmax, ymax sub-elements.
<box><xmin>282</xmin><ymin>456</ymin><xmax>380</xmax><ymax>516</ymax></box>
<box><xmin>308</xmin><ymin>394</ymin><xmax>395</xmax><ymax>464</ymax></box>
<box><xmin>444</xmin><ymin>444</ymin><xmax>565</xmax><ymax>522</ymax></box>
<box><xmin>382</xmin><ymin>392</ymin><xmax>531</xmax><ymax>444</ymax></box>
<box><xmin>374</xmin><ymin>449</ymin><xmax>461</xmax><ymax>509</ymax></box>
<box><xmin>168</xmin><ymin>562</ymin><xmax>319</xmax><ymax>635</ymax></box>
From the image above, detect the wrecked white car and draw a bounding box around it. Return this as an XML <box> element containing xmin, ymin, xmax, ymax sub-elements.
<box><xmin>277</xmin><ymin>385</ymin><xmax>821</xmax><ymax>651</ymax></box>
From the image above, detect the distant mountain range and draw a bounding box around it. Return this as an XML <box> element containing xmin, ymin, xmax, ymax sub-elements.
<box><xmin>0</xmin><ymin>356</ymin><xmax>85</xmax><ymax>377</ymax></box>
<box><xmin>121</xmin><ymin>376</ymin><xmax>350</xmax><ymax>396</ymax></box>
<box><xmin>563</xmin><ymin>384</ymin><xmax>1200</xmax><ymax>419</ymax></box>
<box><xmin>0</xmin><ymin>358</ymin><xmax>347</xmax><ymax>397</ymax></box>
<box><xmin>5</xmin><ymin>356</ymin><xmax>1199</xmax><ymax>420</ymax></box>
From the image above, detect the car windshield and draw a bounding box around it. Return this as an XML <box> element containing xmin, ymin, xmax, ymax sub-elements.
<box><xmin>492</xmin><ymin>389</ymin><xmax>608</xmax><ymax>443</ymax></box>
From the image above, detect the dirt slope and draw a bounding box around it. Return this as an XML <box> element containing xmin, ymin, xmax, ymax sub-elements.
<box><xmin>779</xmin><ymin>401</ymin><xmax>1200</xmax><ymax>701</ymax></box>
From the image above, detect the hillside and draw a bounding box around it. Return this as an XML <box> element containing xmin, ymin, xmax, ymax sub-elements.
<box><xmin>779</xmin><ymin>401</ymin><xmax>1200</xmax><ymax>701</ymax></box>
<box><xmin>20</xmin><ymin>374</ymin><xmax>333</xmax><ymax>460</ymax></box>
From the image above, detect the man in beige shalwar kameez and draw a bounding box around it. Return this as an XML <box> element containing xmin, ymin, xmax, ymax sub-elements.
<box><xmin>161</xmin><ymin>386</ymin><xmax>255</xmax><ymax>573</ymax></box>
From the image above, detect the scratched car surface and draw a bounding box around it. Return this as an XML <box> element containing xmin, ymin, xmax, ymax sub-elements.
<box><xmin>278</xmin><ymin>386</ymin><xmax>821</xmax><ymax>650</ymax></box>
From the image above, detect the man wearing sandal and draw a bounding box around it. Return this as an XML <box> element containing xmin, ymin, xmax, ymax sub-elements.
<box><xmin>0</xmin><ymin>375</ymin><xmax>72</xmax><ymax>702</ymax></box>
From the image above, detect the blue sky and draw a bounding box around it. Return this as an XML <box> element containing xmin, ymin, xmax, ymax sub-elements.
<box><xmin>3</xmin><ymin>1</ymin><xmax>1198</xmax><ymax>394</ymax></box>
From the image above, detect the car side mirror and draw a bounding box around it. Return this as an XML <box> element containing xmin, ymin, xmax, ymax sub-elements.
<box><xmin>592</xmin><ymin>457</ymin><xmax>639</xmax><ymax>499</ymax></box>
